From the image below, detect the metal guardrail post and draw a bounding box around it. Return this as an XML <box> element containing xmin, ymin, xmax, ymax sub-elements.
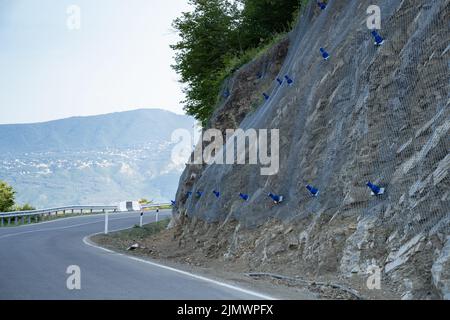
<box><xmin>15</xmin><ymin>216</ymin><xmax>18</xmax><ymax>225</ymax></box>
<box><xmin>1</xmin><ymin>218</ymin><xmax>3</xmax><ymax>227</ymax></box>
<box><xmin>104</xmin><ymin>211</ymin><xmax>109</xmax><ymax>234</ymax></box>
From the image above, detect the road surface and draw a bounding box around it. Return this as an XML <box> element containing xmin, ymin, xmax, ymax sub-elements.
<box><xmin>0</xmin><ymin>211</ymin><xmax>272</xmax><ymax>300</ymax></box>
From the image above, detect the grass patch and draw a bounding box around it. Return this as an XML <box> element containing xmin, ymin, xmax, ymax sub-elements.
<box><xmin>90</xmin><ymin>219</ymin><xmax>171</xmax><ymax>254</ymax></box>
<box><xmin>144</xmin><ymin>204</ymin><xmax>172</xmax><ymax>211</ymax></box>
<box><xmin>215</xmin><ymin>0</ymin><xmax>312</xmax><ymax>98</ymax></box>
<box><xmin>102</xmin><ymin>219</ymin><xmax>170</xmax><ymax>241</ymax></box>
<box><xmin>214</xmin><ymin>33</ymin><xmax>288</xmax><ymax>103</ymax></box>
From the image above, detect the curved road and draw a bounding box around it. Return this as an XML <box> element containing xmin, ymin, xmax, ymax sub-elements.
<box><xmin>0</xmin><ymin>211</ymin><xmax>272</xmax><ymax>300</ymax></box>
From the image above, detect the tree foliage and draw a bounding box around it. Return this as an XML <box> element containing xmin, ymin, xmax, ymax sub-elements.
<box><xmin>171</xmin><ymin>0</ymin><xmax>301</xmax><ymax>125</ymax></box>
<box><xmin>0</xmin><ymin>180</ymin><xmax>15</xmax><ymax>212</ymax></box>
<box><xmin>239</xmin><ymin>0</ymin><xmax>300</xmax><ymax>46</ymax></box>
<box><xmin>11</xmin><ymin>203</ymin><xmax>36</xmax><ymax>212</ymax></box>
<box><xmin>171</xmin><ymin>0</ymin><xmax>240</xmax><ymax>125</ymax></box>
<box><xmin>0</xmin><ymin>180</ymin><xmax>35</xmax><ymax>212</ymax></box>
<box><xmin>139</xmin><ymin>198</ymin><xmax>152</xmax><ymax>205</ymax></box>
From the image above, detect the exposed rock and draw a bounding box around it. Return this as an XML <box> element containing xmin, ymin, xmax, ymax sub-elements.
<box><xmin>127</xmin><ymin>243</ymin><xmax>140</xmax><ymax>251</ymax></box>
<box><xmin>433</xmin><ymin>154</ymin><xmax>449</xmax><ymax>186</ymax></box>
<box><xmin>393</xmin><ymin>121</ymin><xmax>449</xmax><ymax>182</ymax></box>
<box><xmin>343</xmin><ymin>187</ymin><xmax>369</xmax><ymax>206</ymax></box>
<box><xmin>431</xmin><ymin>236</ymin><xmax>450</xmax><ymax>299</ymax></box>
<box><xmin>173</xmin><ymin>0</ymin><xmax>449</xmax><ymax>299</ymax></box>
<box><xmin>340</xmin><ymin>213</ymin><xmax>378</xmax><ymax>276</ymax></box>
<box><xmin>385</xmin><ymin>234</ymin><xmax>425</xmax><ymax>273</ymax></box>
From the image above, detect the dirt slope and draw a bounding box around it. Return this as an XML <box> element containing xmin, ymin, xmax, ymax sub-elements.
<box><xmin>173</xmin><ymin>0</ymin><xmax>450</xmax><ymax>299</ymax></box>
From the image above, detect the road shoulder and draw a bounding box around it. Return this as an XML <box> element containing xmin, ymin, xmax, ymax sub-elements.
<box><xmin>89</xmin><ymin>221</ymin><xmax>329</xmax><ymax>300</ymax></box>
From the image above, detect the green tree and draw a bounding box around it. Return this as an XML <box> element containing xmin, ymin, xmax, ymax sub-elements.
<box><xmin>0</xmin><ymin>180</ymin><xmax>15</xmax><ymax>212</ymax></box>
<box><xmin>238</xmin><ymin>0</ymin><xmax>300</xmax><ymax>48</ymax></box>
<box><xmin>171</xmin><ymin>0</ymin><xmax>240</xmax><ymax>125</ymax></box>
<box><xmin>139</xmin><ymin>198</ymin><xmax>152</xmax><ymax>205</ymax></box>
<box><xmin>20</xmin><ymin>203</ymin><xmax>35</xmax><ymax>211</ymax></box>
<box><xmin>11</xmin><ymin>203</ymin><xmax>36</xmax><ymax>212</ymax></box>
<box><xmin>171</xmin><ymin>0</ymin><xmax>301</xmax><ymax>125</ymax></box>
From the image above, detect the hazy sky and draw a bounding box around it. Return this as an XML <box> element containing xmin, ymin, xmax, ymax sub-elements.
<box><xmin>0</xmin><ymin>0</ymin><xmax>191</xmax><ymax>124</ymax></box>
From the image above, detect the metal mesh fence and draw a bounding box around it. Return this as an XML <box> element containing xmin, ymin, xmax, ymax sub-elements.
<box><xmin>179</xmin><ymin>0</ymin><xmax>449</xmax><ymax>242</ymax></box>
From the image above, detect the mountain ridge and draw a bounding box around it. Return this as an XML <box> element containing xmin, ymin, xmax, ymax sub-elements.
<box><xmin>0</xmin><ymin>109</ymin><xmax>195</xmax><ymax>207</ymax></box>
<box><xmin>0</xmin><ymin>108</ymin><xmax>194</xmax><ymax>154</ymax></box>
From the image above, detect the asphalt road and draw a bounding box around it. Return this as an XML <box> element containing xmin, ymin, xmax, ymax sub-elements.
<box><xmin>0</xmin><ymin>211</ymin><xmax>272</xmax><ymax>300</ymax></box>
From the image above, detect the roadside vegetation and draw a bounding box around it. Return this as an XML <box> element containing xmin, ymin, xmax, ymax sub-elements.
<box><xmin>148</xmin><ymin>204</ymin><xmax>172</xmax><ymax>210</ymax></box>
<box><xmin>171</xmin><ymin>0</ymin><xmax>305</xmax><ymax>125</ymax></box>
<box><xmin>139</xmin><ymin>198</ymin><xmax>172</xmax><ymax>210</ymax></box>
<box><xmin>92</xmin><ymin>219</ymin><xmax>170</xmax><ymax>250</ymax></box>
<box><xmin>138</xmin><ymin>198</ymin><xmax>152</xmax><ymax>205</ymax></box>
<box><xmin>122</xmin><ymin>219</ymin><xmax>170</xmax><ymax>240</ymax></box>
<box><xmin>0</xmin><ymin>179</ymin><xmax>35</xmax><ymax>212</ymax></box>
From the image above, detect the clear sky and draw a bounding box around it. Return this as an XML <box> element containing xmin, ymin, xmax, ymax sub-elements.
<box><xmin>0</xmin><ymin>0</ymin><xmax>191</xmax><ymax>124</ymax></box>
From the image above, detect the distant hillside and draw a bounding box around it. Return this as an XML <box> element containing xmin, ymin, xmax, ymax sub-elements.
<box><xmin>0</xmin><ymin>109</ymin><xmax>194</xmax><ymax>154</ymax></box>
<box><xmin>0</xmin><ymin>109</ymin><xmax>196</xmax><ymax>208</ymax></box>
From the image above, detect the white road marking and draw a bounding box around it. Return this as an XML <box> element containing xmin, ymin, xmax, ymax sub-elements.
<box><xmin>83</xmin><ymin>232</ymin><xmax>275</xmax><ymax>300</ymax></box>
<box><xmin>2</xmin><ymin>211</ymin><xmax>272</xmax><ymax>300</ymax></box>
<box><xmin>0</xmin><ymin>210</ymin><xmax>164</xmax><ymax>230</ymax></box>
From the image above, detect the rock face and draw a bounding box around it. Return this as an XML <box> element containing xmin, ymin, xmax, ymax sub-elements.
<box><xmin>173</xmin><ymin>0</ymin><xmax>449</xmax><ymax>299</ymax></box>
<box><xmin>432</xmin><ymin>236</ymin><xmax>450</xmax><ymax>299</ymax></box>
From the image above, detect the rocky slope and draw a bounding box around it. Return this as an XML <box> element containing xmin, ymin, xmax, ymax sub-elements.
<box><xmin>172</xmin><ymin>0</ymin><xmax>449</xmax><ymax>299</ymax></box>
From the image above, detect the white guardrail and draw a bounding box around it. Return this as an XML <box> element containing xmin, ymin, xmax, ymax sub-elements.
<box><xmin>0</xmin><ymin>203</ymin><xmax>171</xmax><ymax>227</ymax></box>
